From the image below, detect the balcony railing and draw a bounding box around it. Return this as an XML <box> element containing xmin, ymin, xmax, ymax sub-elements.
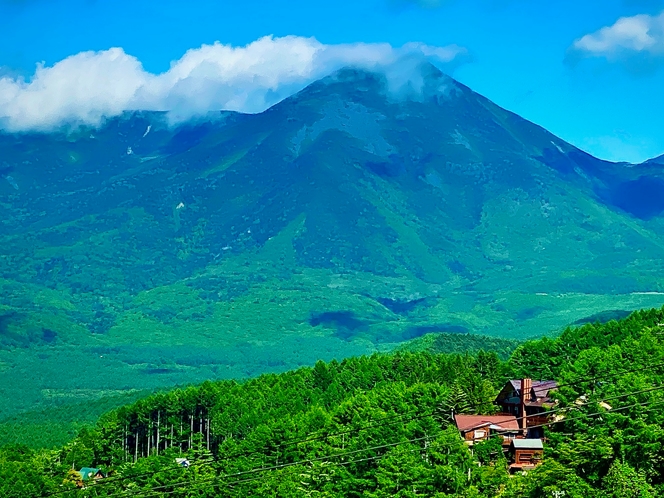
<box><xmin>526</xmin><ymin>415</ymin><xmax>549</xmax><ymax>427</ymax></box>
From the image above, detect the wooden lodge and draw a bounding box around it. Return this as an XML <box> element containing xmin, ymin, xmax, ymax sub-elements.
<box><xmin>452</xmin><ymin>377</ymin><xmax>556</xmax><ymax>471</ymax></box>
<box><xmin>494</xmin><ymin>378</ymin><xmax>558</xmax><ymax>438</ymax></box>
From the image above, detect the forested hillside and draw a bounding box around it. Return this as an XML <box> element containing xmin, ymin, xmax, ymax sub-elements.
<box><xmin>3</xmin><ymin>306</ymin><xmax>664</xmax><ymax>497</ymax></box>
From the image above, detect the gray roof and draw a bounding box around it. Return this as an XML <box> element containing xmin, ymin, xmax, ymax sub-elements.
<box><xmin>511</xmin><ymin>439</ymin><xmax>544</xmax><ymax>450</ymax></box>
<box><xmin>509</xmin><ymin>380</ymin><xmax>557</xmax><ymax>398</ymax></box>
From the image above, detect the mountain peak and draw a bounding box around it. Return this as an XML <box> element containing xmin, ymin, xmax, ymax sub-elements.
<box><xmin>286</xmin><ymin>60</ymin><xmax>461</xmax><ymax>107</ymax></box>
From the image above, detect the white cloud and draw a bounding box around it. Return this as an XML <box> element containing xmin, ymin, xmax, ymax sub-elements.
<box><xmin>572</xmin><ymin>11</ymin><xmax>664</xmax><ymax>59</ymax></box>
<box><xmin>0</xmin><ymin>35</ymin><xmax>467</xmax><ymax>132</ymax></box>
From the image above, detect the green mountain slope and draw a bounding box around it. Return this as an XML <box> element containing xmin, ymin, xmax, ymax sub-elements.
<box><xmin>1</xmin><ymin>63</ymin><xmax>663</xmax><ymax>418</ymax></box>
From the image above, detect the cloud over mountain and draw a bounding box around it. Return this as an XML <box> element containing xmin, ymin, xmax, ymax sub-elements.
<box><xmin>0</xmin><ymin>35</ymin><xmax>467</xmax><ymax>132</ymax></box>
<box><xmin>571</xmin><ymin>11</ymin><xmax>664</xmax><ymax>60</ymax></box>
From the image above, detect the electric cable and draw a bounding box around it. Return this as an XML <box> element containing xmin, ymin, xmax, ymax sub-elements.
<box><xmin>99</xmin><ymin>396</ymin><xmax>664</xmax><ymax>498</ymax></box>
<box><xmin>44</xmin><ymin>358</ymin><xmax>664</xmax><ymax>497</ymax></box>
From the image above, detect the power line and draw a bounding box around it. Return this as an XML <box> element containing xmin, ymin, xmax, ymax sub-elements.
<box><xmin>72</xmin><ymin>358</ymin><xmax>664</xmax><ymax>496</ymax></box>
<box><xmin>508</xmin><ymin>358</ymin><xmax>664</xmax><ymax>392</ymax></box>
<box><xmin>552</xmin><ymin>359</ymin><xmax>664</xmax><ymax>391</ymax></box>
<box><xmin>100</xmin><ymin>396</ymin><xmax>664</xmax><ymax>498</ymax></box>
<box><xmin>42</xmin><ymin>407</ymin><xmax>441</xmax><ymax>497</ymax></box>
<box><xmin>129</xmin><ymin>440</ymin><xmax>442</xmax><ymax>498</ymax></box>
<box><xmin>225</xmin><ymin>397</ymin><xmax>664</xmax><ymax>495</ymax></box>
<box><xmin>46</xmin><ymin>351</ymin><xmax>664</xmax><ymax>497</ymax></box>
<box><xmin>101</xmin><ymin>434</ymin><xmax>435</xmax><ymax>498</ymax></box>
<box><xmin>220</xmin><ymin>398</ymin><xmax>664</xmax><ymax>495</ymax></box>
<box><xmin>49</xmin><ymin>369</ymin><xmax>664</xmax><ymax>497</ymax></box>
<box><xmin>517</xmin><ymin>383</ymin><xmax>664</xmax><ymax>426</ymax></box>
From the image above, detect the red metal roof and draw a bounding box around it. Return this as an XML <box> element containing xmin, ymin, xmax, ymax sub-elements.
<box><xmin>454</xmin><ymin>414</ymin><xmax>520</xmax><ymax>432</ymax></box>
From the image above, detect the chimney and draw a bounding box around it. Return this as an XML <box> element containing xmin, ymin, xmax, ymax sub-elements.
<box><xmin>520</xmin><ymin>378</ymin><xmax>532</xmax><ymax>433</ymax></box>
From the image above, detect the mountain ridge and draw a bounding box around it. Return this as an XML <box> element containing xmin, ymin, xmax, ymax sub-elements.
<box><xmin>0</xmin><ymin>62</ymin><xmax>663</xmax><ymax>418</ymax></box>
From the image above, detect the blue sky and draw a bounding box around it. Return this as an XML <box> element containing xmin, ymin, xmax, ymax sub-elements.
<box><xmin>0</xmin><ymin>0</ymin><xmax>663</xmax><ymax>162</ymax></box>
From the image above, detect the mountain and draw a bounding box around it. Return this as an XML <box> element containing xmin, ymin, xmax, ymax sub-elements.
<box><xmin>1</xmin><ymin>63</ymin><xmax>663</xmax><ymax>418</ymax></box>
<box><xmin>646</xmin><ymin>153</ymin><xmax>664</xmax><ymax>165</ymax></box>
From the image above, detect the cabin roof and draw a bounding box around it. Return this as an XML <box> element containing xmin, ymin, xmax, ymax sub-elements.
<box><xmin>511</xmin><ymin>438</ymin><xmax>544</xmax><ymax>450</ymax></box>
<box><xmin>78</xmin><ymin>468</ymin><xmax>101</xmax><ymax>480</ymax></box>
<box><xmin>496</xmin><ymin>379</ymin><xmax>558</xmax><ymax>406</ymax></box>
<box><xmin>454</xmin><ymin>414</ymin><xmax>520</xmax><ymax>432</ymax></box>
<box><xmin>508</xmin><ymin>380</ymin><xmax>558</xmax><ymax>398</ymax></box>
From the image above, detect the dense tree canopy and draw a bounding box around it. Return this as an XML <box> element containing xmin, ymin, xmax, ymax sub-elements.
<box><xmin>3</xmin><ymin>306</ymin><xmax>664</xmax><ymax>496</ymax></box>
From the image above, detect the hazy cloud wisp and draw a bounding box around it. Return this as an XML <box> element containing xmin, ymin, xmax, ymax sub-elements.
<box><xmin>571</xmin><ymin>11</ymin><xmax>664</xmax><ymax>61</ymax></box>
<box><xmin>0</xmin><ymin>35</ymin><xmax>467</xmax><ymax>132</ymax></box>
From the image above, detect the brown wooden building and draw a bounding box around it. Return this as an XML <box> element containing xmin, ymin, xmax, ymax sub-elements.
<box><xmin>495</xmin><ymin>378</ymin><xmax>557</xmax><ymax>438</ymax></box>
<box><xmin>454</xmin><ymin>414</ymin><xmax>520</xmax><ymax>446</ymax></box>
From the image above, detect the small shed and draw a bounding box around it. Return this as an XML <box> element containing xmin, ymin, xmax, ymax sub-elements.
<box><xmin>510</xmin><ymin>438</ymin><xmax>544</xmax><ymax>471</ymax></box>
